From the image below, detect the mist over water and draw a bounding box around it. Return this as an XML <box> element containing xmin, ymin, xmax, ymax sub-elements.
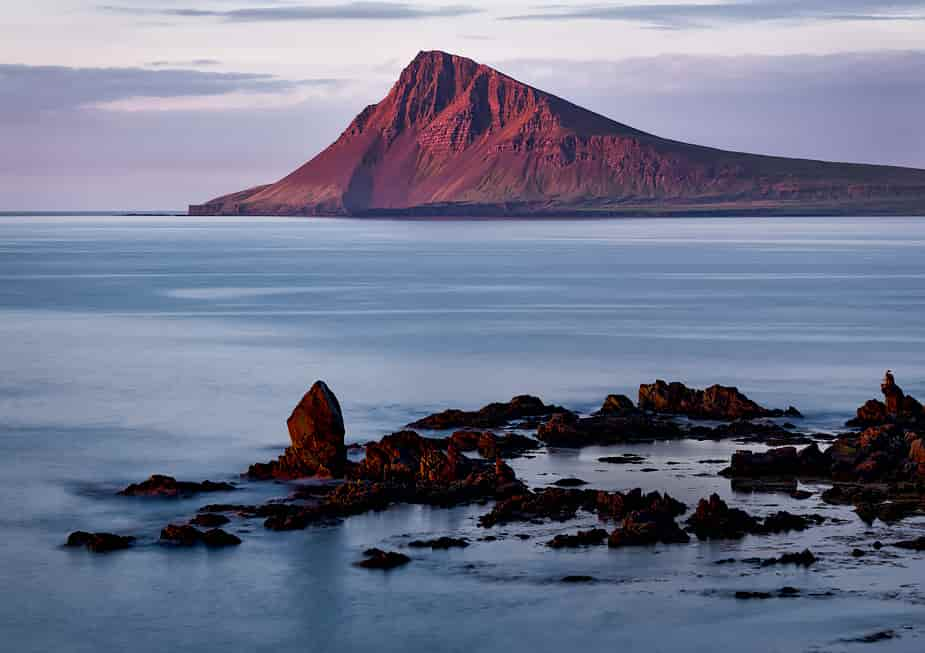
<box><xmin>1</xmin><ymin>215</ymin><xmax>924</xmax><ymax>652</ymax></box>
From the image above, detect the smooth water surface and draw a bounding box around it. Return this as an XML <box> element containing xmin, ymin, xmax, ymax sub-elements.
<box><xmin>1</xmin><ymin>215</ymin><xmax>924</xmax><ymax>652</ymax></box>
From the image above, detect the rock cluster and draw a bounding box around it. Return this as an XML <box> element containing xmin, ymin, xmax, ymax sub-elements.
<box><xmin>637</xmin><ymin>380</ymin><xmax>797</xmax><ymax>421</ymax></box>
<box><xmin>408</xmin><ymin>395</ymin><xmax>566</xmax><ymax>430</ymax></box>
<box><xmin>685</xmin><ymin>494</ymin><xmax>822</xmax><ymax>540</ymax></box>
<box><xmin>160</xmin><ymin>524</ymin><xmax>241</xmax><ymax>547</ymax></box>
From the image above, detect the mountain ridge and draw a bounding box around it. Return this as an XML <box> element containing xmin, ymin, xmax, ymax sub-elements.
<box><xmin>190</xmin><ymin>50</ymin><xmax>925</xmax><ymax>217</ymax></box>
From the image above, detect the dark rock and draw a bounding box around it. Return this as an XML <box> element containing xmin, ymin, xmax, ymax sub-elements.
<box><xmin>608</xmin><ymin>510</ymin><xmax>690</xmax><ymax>547</ymax></box>
<box><xmin>598</xmin><ymin>454</ymin><xmax>647</xmax><ymax>465</ymax></box>
<box><xmin>408</xmin><ymin>536</ymin><xmax>469</xmax><ymax>549</ymax></box>
<box><xmin>65</xmin><ymin>531</ymin><xmax>135</xmax><ymax>553</ymax></box>
<box><xmin>200</xmin><ymin>528</ymin><xmax>242</xmax><ymax>547</ymax></box>
<box><xmin>851</xmin><ymin>548</ymin><xmax>866</xmax><ymax>557</ymax></box>
<box><xmin>638</xmin><ymin>380</ymin><xmax>782</xmax><ymax>420</ymax></box>
<box><xmin>552</xmin><ymin>477</ymin><xmax>588</xmax><ymax>487</ymax></box>
<box><xmin>760</xmin><ymin>549</ymin><xmax>816</xmax><ymax>567</ymax></box>
<box><xmin>847</xmin><ymin>371</ymin><xmax>924</xmax><ymax>427</ymax></box>
<box><xmin>546</xmin><ymin>528</ymin><xmax>608</xmax><ymax>549</ymax></box>
<box><xmin>841</xmin><ymin>630</ymin><xmax>897</xmax><ymax>644</ymax></box>
<box><xmin>561</xmin><ymin>575</ymin><xmax>595</xmax><ymax>583</ymax></box>
<box><xmin>190</xmin><ymin>513</ymin><xmax>230</xmax><ymax>528</ymax></box>
<box><xmin>893</xmin><ymin>536</ymin><xmax>925</xmax><ymax>551</ymax></box>
<box><xmin>160</xmin><ymin>524</ymin><xmax>204</xmax><ymax>546</ymax></box>
<box><xmin>734</xmin><ymin>591</ymin><xmax>773</xmax><ymax>600</ymax></box>
<box><xmin>686</xmin><ymin>494</ymin><xmax>759</xmax><ymax>540</ymax></box>
<box><xmin>537</xmin><ymin>411</ymin><xmax>681</xmax><ymax>447</ymax></box>
<box><xmin>118</xmin><ymin>474</ymin><xmax>235</xmax><ymax>498</ymax></box>
<box><xmin>721</xmin><ymin>443</ymin><xmax>831</xmax><ymax>478</ymax></box>
<box><xmin>408</xmin><ymin>395</ymin><xmax>566</xmax><ymax>430</ymax></box>
<box><xmin>448</xmin><ymin>430</ymin><xmax>539</xmax><ymax>459</ymax></box>
<box><xmin>778</xmin><ymin>586</ymin><xmax>801</xmax><ymax>596</ymax></box>
<box><xmin>356</xmin><ymin>548</ymin><xmax>411</xmax><ymax>569</ymax></box>
<box><xmin>758</xmin><ymin>511</ymin><xmax>824</xmax><ymax>535</ymax></box>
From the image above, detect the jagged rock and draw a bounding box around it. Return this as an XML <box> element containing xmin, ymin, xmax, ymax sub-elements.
<box><xmin>608</xmin><ymin>510</ymin><xmax>690</xmax><ymax>547</ymax></box>
<box><xmin>408</xmin><ymin>395</ymin><xmax>566</xmax><ymax>430</ymax></box>
<box><xmin>847</xmin><ymin>372</ymin><xmax>924</xmax><ymax>427</ymax></box>
<box><xmin>65</xmin><ymin>531</ymin><xmax>135</xmax><ymax>553</ymax></box>
<box><xmin>546</xmin><ymin>528</ymin><xmax>608</xmax><ymax>549</ymax></box>
<box><xmin>597</xmin><ymin>394</ymin><xmax>637</xmax><ymax>416</ymax></box>
<box><xmin>638</xmin><ymin>380</ymin><xmax>784</xmax><ymax>420</ymax></box>
<box><xmin>686</xmin><ymin>494</ymin><xmax>760</xmax><ymax>540</ymax></box>
<box><xmin>118</xmin><ymin>475</ymin><xmax>235</xmax><ymax>498</ymax></box>
<box><xmin>447</xmin><ymin>430</ymin><xmax>539</xmax><ymax>459</ymax></box>
<box><xmin>356</xmin><ymin>548</ymin><xmax>410</xmax><ymax>569</ymax></box>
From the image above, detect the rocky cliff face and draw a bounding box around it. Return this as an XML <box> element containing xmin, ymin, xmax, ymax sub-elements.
<box><xmin>190</xmin><ymin>50</ymin><xmax>925</xmax><ymax>217</ymax></box>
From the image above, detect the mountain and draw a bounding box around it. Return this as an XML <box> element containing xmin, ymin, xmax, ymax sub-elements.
<box><xmin>190</xmin><ymin>51</ymin><xmax>925</xmax><ymax>217</ymax></box>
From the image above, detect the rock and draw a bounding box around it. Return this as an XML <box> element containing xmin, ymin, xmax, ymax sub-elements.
<box><xmin>448</xmin><ymin>430</ymin><xmax>539</xmax><ymax>459</ymax></box>
<box><xmin>200</xmin><ymin>528</ymin><xmax>242</xmax><ymax>547</ymax></box>
<box><xmin>851</xmin><ymin>548</ymin><xmax>866</xmax><ymax>557</ymax></box>
<box><xmin>160</xmin><ymin>524</ymin><xmax>205</xmax><ymax>546</ymax></box>
<box><xmin>893</xmin><ymin>536</ymin><xmax>925</xmax><ymax>551</ymax></box>
<box><xmin>686</xmin><ymin>494</ymin><xmax>759</xmax><ymax>540</ymax></box>
<box><xmin>552</xmin><ymin>478</ymin><xmax>588</xmax><ymax>487</ymax></box>
<box><xmin>597</xmin><ymin>454</ymin><xmax>646</xmax><ymax>465</ymax></box>
<box><xmin>841</xmin><ymin>631</ymin><xmax>897</xmax><ymax>644</ymax></box>
<box><xmin>847</xmin><ymin>372</ymin><xmax>924</xmax><ymax>427</ymax></box>
<box><xmin>638</xmin><ymin>380</ymin><xmax>782</xmax><ymax>420</ymax></box>
<box><xmin>734</xmin><ymin>591</ymin><xmax>773</xmax><ymax>600</ymax></box>
<box><xmin>408</xmin><ymin>395</ymin><xmax>566</xmax><ymax>430</ymax></box>
<box><xmin>537</xmin><ymin>411</ymin><xmax>681</xmax><ymax>447</ymax></box>
<box><xmin>757</xmin><ymin>511</ymin><xmax>824</xmax><ymax>534</ymax></box>
<box><xmin>65</xmin><ymin>531</ymin><xmax>135</xmax><ymax>553</ymax></box>
<box><xmin>355</xmin><ymin>431</ymin><xmax>474</xmax><ymax>484</ymax></box>
<box><xmin>118</xmin><ymin>474</ymin><xmax>235</xmax><ymax>498</ymax></box>
<box><xmin>760</xmin><ymin>549</ymin><xmax>816</xmax><ymax>567</ymax></box>
<box><xmin>608</xmin><ymin>510</ymin><xmax>690</xmax><ymax>547</ymax></box>
<box><xmin>597</xmin><ymin>394</ymin><xmax>637</xmax><ymax>416</ymax></box>
<box><xmin>595</xmin><ymin>488</ymin><xmax>686</xmax><ymax>522</ymax></box>
<box><xmin>561</xmin><ymin>575</ymin><xmax>595</xmax><ymax>583</ymax></box>
<box><xmin>546</xmin><ymin>528</ymin><xmax>608</xmax><ymax>549</ymax></box>
<box><xmin>688</xmin><ymin>420</ymin><xmax>804</xmax><ymax>444</ymax></box>
<box><xmin>721</xmin><ymin>444</ymin><xmax>831</xmax><ymax>478</ymax></box>
<box><xmin>408</xmin><ymin>536</ymin><xmax>469</xmax><ymax>549</ymax></box>
<box><xmin>356</xmin><ymin>548</ymin><xmax>411</xmax><ymax>569</ymax></box>
<box><xmin>190</xmin><ymin>513</ymin><xmax>230</xmax><ymax>528</ymax></box>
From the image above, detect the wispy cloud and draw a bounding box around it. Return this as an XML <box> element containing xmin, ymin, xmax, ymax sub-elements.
<box><xmin>0</xmin><ymin>64</ymin><xmax>345</xmax><ymax>115</ymax></box>
<box><xmin>102</xmin><ymin>2</ymin><xmax>481</xmax><ymax>22</ymax></box>
<box><xmin>503</xmin><ymin>0</ymin><xmax>925</xmax><ymax>29</ymax></box>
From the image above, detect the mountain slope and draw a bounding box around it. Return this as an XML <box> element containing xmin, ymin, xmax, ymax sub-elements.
<box><xmin>190</xmin><ymin>51</ymin><xmax>925</xmax><ymax>217</ymax></box>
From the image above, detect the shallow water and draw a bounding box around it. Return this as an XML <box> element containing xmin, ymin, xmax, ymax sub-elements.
<box><xmin>1</xmin><ymin>215</ymin><xmax>924</xmax><ymax>652</ymax></box>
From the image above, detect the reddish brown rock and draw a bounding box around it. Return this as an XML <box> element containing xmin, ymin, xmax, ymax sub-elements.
<box><xmin>686</xmin><ymin>494</ymin><xmax>760</xmax><ymax>540</ymax></box>
<box><xmin>848</xmin><ymin>372</ymin><xmax>924</xmax><ymax>427</ymax></box>
<box><xmin>536</xmin><ymin>411</ymin><xmax>681</xmax><ymax>447</ymax></box>
<box><xmin>597</xmin><ymin>394</ymin><xmax>637</xmax><ymax>416</ymax></box>
<box><xmin>608</xmin><ymin>510</ymin><xmax>690</xmax><ymax>547</ymax></box>
<box><xmin>118</xmin><ymin>475</ymin><xmax>235</xmax><ymax>498</ymax></box>
<box><xmin>638</xmin><ymin>380</ymin><xmax>782</xmax><ymax>420</ymax></box>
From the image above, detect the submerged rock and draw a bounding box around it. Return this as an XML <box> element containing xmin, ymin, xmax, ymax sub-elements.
<box><xmin>160</xmin><ymin>523</ymin><xmax>241</xmax><ymax>547</ymax></box>
<box><xmin>189</xmin><ymin>513</ymin><xmax>230</xmax><ymax>528</ymax></box>
<box><xmin>760</xmin><ymin>549</ymin><xmax>817</xmax><ymax>567</ymax></box>
<box><xmin>547</xmin><ymin>528</ymin><xmax>608</xmax><ymax>549</ymax></box>
<box><xmin>118</xmin><ymin>474</ymin><xmax>235</xmax><ymax>498</ymax></box>
<box><xmin>408</xmin><ymin>536</ymin><xmax>469</xmax><ymax>549</ymax></box>
<box><xmin>65</xmin><ymin>531</ymin><xmax>135</xmax><ymax>553</ymax></box>
<box><xmin>356</xmin><ymin>548</ymin><xmax>410</xmax><ymax>569</ymax></box>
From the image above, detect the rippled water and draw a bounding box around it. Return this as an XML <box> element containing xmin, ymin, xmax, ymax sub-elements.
<box><xmin>1</xmin><ymin>215</ymin><xmax>924</xmax><ymax>652</ymax></box>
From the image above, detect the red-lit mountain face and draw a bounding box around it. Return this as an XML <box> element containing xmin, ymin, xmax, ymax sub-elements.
<box><xmin>190</xmin><ymin>51</ymin><xmax>925</xmax><ymax>217</ymax></box>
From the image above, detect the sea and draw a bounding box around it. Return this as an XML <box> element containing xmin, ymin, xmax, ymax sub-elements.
<box><xmin>1</xmin><ymin>214</ymin><xmax>923</xmax><ymax>652</ymax></box>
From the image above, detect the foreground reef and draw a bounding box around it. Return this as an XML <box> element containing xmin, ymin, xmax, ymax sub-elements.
<box><xmin>68</xmin><ymin>374</ymin><xmax>925</xmax><ymax>574</ymax></box>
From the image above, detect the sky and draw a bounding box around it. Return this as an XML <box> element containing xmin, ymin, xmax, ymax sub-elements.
<box><xmin>1</xmin><ymin>1</ymin><xmax>924</xmax><ymax>210</ymax></box>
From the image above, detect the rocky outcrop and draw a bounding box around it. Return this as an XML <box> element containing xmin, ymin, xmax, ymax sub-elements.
<box><xmin>597</xmin><ymin>394</ymin><xmax>638</xmax><ymax>416</ymax></box>
<box><xmin>721</xmin><ymin>443</ymin><xmax>831</xmax><ymax>478</ymax></box>
<box><xmin>248</xmin><ymin>381</ymin><xmax>347</xmax><ymax>479</ymax></box>
<box><xmin>685</xmin><ymin>494</ymin><xmax>822</xmax><ymax>540</ymax></box>
<box><xmin>118</xmin><ymin>475</ymin><xmax>235</xmax><ymax>498</ymax></box>
<box><xmin>608</xmin><ymin>510</ymin><xmax>690</xmax><ymax>547</ymax></box>
<box><xmin>65</xmin><ymin>531</ymin><xmax>135</xmax><ymax>553</ymax></box>
<box><xmin>408</xmin><ymin>395</ymin><xmax>565</xmax><ymax>430</ymax></box>
<box><xmin>638</xmin><ymin>380</ymin><xmax>792</xmax><ymax>420</ymax></box>
<box><xmin>848</xmin><ymin>372</ymin><xmax>924</xmax><ymax>427</ymax></box>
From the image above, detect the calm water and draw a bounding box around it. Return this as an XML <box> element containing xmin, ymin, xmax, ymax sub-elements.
<box><xmin>1</xmin><ymin>215</ymin><xmax>924</xmax><ymax>652</ymax></box>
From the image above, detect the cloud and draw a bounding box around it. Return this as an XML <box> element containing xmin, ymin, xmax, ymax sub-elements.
<box><xmin>147</xmin><ymin>59</ymin><xmax>222</xmax><ymax>67</ymax></box>
<box><xmin>102</xmin><ymin>2</ymin><xmax>481</xmax><ymax>22</ymax></box>
<box><xmin>0</xmin><ymin>64</ymin><xmax>345</xmax><ymax>116</ymax></box>
<box><xmin>503</xmin><ymin>0</ymin><xmax>925</xmax><ymax>29</ymax></box>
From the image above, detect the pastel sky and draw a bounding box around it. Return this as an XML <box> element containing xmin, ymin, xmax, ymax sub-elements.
<box><xmin>2</xmin><ymin>1</ymin><xmax>924</xmax><ymax>210</ymax></box>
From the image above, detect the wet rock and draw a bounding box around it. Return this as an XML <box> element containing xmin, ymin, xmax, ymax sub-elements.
<box><xmin>356</xmin><ymin>548</ymin><xmax>410</xmax><ymax>569</ymax></box>
<box><xmin>354</xmin><ymin>431</ymin><xmax>475</xmax><ymax>484</ymax></box>
<box><xmin>65</xmin><ymin>531</ymin><xmax>135</xmax><ymax>553</ymax></box>
<box><xmin>595</xmin><ymin>488</ymin><xmax>686</xmax><ymax>522</ymax></box>
<box><xmin>760</xmin><ymin>549</ymin><xmax>816</xmax><ymax>567</ymax></box>
<box><xmin>200</xmin><ymin>528</ymin><xmax>242</xmax><ymax>547</ymax></box>
<box><xmin>686</xmin><ymin>494</ymin><xmax>759</xmax><ymax>540</ymax></box>
<box><xmin>561</xmin><ymin>575</ymin><xmax>595</xmax><ymax>583</ymax></box>
<box><xmin>893</xmin><ymin>536</ymin><xmax>925</xmax><ymax>551</ymax></box>
<box><xmin>847</xmin><ymin>372</ymin><xmax>924</xmax><ymax>427</ymax></box>
<box><xmin>249</xmin><ymin>381</ymin><xmax>346</xmax><ymax>479</ymax></box>
<box><xmin>608</xmin><ymin>510</ymin><xmax>690</xmax><ymax>547</ymax></box>
<box><xmin>408</xmin><ymin>536</ymin><xmax>469</xmax><ymax>549</ymax></box>
<box><xmin>689</xmin><ymin>420</ymin><xmax>805</xmax><ymax>445</ymax></box>
<box><xmin>479</xmin><ymin>488</ymin><xmax>593</xmax><ymax>527</ymax></box>
<box><xmin>546</xmin><ymin>528</ymin><xmax>608</xmax><ymax>549</ymax></box>
<box><xmin>189</xmin><ymin>513</ymin><xmax>230</xmax><ymax>528</ymax></box>
<box><xmin>721</xmin><ymin>443</ymin><xmax>831</xmax><ymax>478</ymax></box>
<box><xmin>448</xmin><ymin>430</ymin><xmax>539</xmax><ymax>459</ymax></box>
<box><xmin>118</xmin><ymin>474</ymin><xmax>235</xmax><ymax>498</ymax></box>
<box><xmin>537</xmin><ymin>411</ymin><xmax>681</xmax><ymax>447</ymax></box>
<box><xmin>758</xmin><ymin>511</ymin><xmax>824</xmax><ymax>535</ymax></box>
<box><xmin>598</xmin><ymin>454</ymin><xmax>646</xmax><ymax>465</ymax></box>
<box><xmin>160</xmin><ymin>524</ymin><xmax>204</xmax><ymax>546</ymax></box>
<box><xmin>597</xmin><ymin>394</ymin><xmax>638</xmax><ymax>416</ymax></box>
<box><xmin>851</xmin><ymin>548</ymin><xmax>866</xmax><ymax>557</ymax></box>
<box><xmin>408</xmin><ymin>395</ymin><xmax>566</xmax><ymax>430</ymax></box>
<box><xmin>638</xmin><ymin>380</ymin><xmax>785</xmax><ymax>420</ymax></box>
<box><xmin>552</xmin><ymin>478</ymin><xmax>588</xmax><ymax>487</ymax></box>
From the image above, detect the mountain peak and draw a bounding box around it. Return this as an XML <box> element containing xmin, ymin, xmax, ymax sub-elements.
<box><xmin>190</xmin><ymin>51</ymin><xmax>925</xmax><ymax>217</ymax></box>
